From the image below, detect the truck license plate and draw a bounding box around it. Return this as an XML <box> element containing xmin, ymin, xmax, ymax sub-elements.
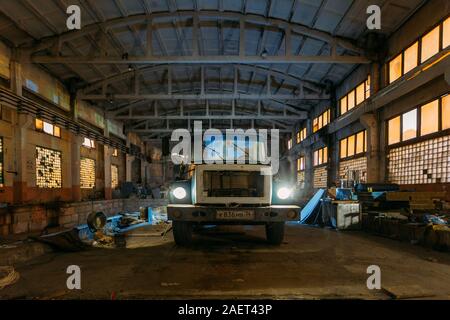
<box><xmin>216</xmin><ymin>210</ymin><xmax>255</xmax><ymax>220</ymax></box>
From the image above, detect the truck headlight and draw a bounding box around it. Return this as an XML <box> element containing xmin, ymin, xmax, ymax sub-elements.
<box><xmin>173</xmin><ymin>187</ymin><xmax>187</xmax><ymax>200</ymax></box>
<box><xmin>277</xmin><ymin>187</ymin><xmax>292</xmax><ymax>200</ymax></box>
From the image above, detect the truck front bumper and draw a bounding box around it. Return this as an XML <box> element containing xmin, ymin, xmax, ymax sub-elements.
<box><xmin>167</xmin><ymin>204</ymin><xmax>300</xmax><ymax>223</ymax></box>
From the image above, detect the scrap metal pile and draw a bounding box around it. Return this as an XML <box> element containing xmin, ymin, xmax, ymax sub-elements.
<box><xmin>36</xmin><ymin>207</ymin><xmax>170</xmax><ymax>251</ymax></box>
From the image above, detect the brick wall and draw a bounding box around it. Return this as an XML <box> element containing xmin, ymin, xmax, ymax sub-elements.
<box><xmin>0</xmin><ymin>198</ymin><xmax>168</xmax><ymax>236</ymax></box>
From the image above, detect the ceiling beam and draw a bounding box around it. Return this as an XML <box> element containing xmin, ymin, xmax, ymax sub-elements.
<box><xmin>133</xmin><ymin>128</ymin><xmax>292</xmax><ymax>134</ymax></box>
<box><xmin>115</xmin><ymin>114</ymin><xmax>306</xmax><ymax>121</ymax></box>
<box><xmin>25</xmin><ymin>11</ymin><xmax>365</xmax><ymax>55</ymax></box>
<box><xmin>31</xmin><ymin>54</ymin><xmax>368</xmax><ymax>65</ymax></box>
<box><xmin>81</xmin><ymin>64</ymin><xmax>324</xmax><ymax>95</ymax></box>
<box><xmin>81</xmin><ymin>92</ymin><xmax>327</xmax><ymax>101</ymax></box>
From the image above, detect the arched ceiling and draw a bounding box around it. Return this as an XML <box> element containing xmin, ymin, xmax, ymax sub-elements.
<box><xmin>0</xmin><ymin>0</ymin><xmax>426</xmax><ymax>137</ymax></box>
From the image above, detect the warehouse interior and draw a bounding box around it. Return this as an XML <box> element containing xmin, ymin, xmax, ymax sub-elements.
<box><xmin>0</xmin><ymin>0</ymin><xmax>449</xmax><ymax>300</ymax></box>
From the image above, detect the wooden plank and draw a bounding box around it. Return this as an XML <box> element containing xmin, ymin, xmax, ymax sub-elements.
<box><xmin>386</xmin><ymin>192</ymin><xmax>446</xmax><ymax>202</ymax></box>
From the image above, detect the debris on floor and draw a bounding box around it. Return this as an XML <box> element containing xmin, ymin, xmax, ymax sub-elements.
<box><xmin>34</xmin><ymin>207</ymin><xmax>171</xmax><ymax>251</ymax></box>
<box><xmin>92</xmin><ymin>231</ymin><xmax>114</xmax><ymax>248</ymax></box>
<box><xmin>0</xmin><ymin>266</ymin><xmax>20</xmax><ymax>290</ymax></box>
<box><xmin>298</xmin><ymin>182</ymin><xmax>450</xmax><ymax>252</ymax></box>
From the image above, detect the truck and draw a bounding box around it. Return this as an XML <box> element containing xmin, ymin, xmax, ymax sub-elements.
<box><xmin>167</xmin><ymin>163</ymin><xmax>300</xmax><ymax>245</ymax></box>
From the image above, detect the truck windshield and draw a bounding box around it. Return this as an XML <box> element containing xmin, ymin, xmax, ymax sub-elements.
<box><xmin>204</xmin><ymin>136</ymin><xmax>267</xmax><ymax>163</ymax></box>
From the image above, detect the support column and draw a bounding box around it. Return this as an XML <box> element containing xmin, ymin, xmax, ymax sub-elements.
<box><xmin>125</xmin><ymin>154</ymin><xmax>135</xmax><ymax>182</ymax></box>
<box><xmin>140</xmin><ymin>158</ymin><xmax>146</xmax><ymax>185</ymax></box>
<box><xmin>13</xmin><ymin>112</ymin><xmax>32</xmax><ymax>204</ymax></box>
<box><xmin>71</xmin><ymin>135</ymin><xmax>83</xmax><ymax>202</ymax></box>
<box><xmin>304</xmin><ymin>146</ymin><xmax>313</xmax><ymax>194</ymax></box>
<box><xmin>104</xmin><ymin>146</ymin><xmax>112</xmax><ymax>200</ymax></box>
<box><xmin>70</xmin><ymin>91</ymin><xmax>79</xmax><ymax>121</ymax></box>
<box><xmin>10</xmin><ymin>49</ymin><xmax>22</xmax><ymax>96</ymax></box>
<box><xmin>103</xmin><ymin>120</ymin><xmax>112</xmax><ymax>200</ymax></box>
<box><xmin>370</xmin><ymin>62</ymin><xmax>380</xmax><ymax>96</ymax></box>
<box><xmin>361</xmin><ymin>113</ymin><xmax>381</xmax><ymax>183</ymax></box>
<box><xmin>329</xmin><ymin>134</ymin><xmax>339</xmax><ymax>187</ymax></box>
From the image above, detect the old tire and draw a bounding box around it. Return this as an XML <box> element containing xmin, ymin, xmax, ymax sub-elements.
<box><xmin>265</xmin><ymin>222</ymin><xmax>285</xmax><ymax>245</ymax></box>
<box><xmin>173</xmin><ymin>221</ymin><xmax>193</xmax><ymax>246</ymax></box>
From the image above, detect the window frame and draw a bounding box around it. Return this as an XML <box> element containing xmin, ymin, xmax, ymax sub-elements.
<box><xmin>420</xmin><ymin>25</ymin><xmax>441</xmax><ymax>64</ymax></box>
<box><xmin>82</xmin><ymin>137</ymin><xmax>96</xmax><ymax>149</ymax></box>
<box><xmin>296</xmin><ymin>156</ymin><xmax>306</xmax><ymax>188</ymax></box>
<box><xmin>339</xmin><ymin>76</ymin><xmax>371</xmax><ymax>116</ymax></box>
<box><xmin>387</xmin><ymin>16</ymin><xmax>449</xmax><ymax>85</ymax></box>
<box><xmin>35</xmin><ymin>118</ymin><xmax>61</xmax><ymax>138</ymax></box>
<box><xmin>296</xmin><ymin>127</ymin><xmax>307</xmax><ymax>144</ymax></box>
<box><xmin>339</xmin><ymin>130</ymin><xmax>367</xmax><ymax>161</ymax></box>
<box><xmin>312</xmin><ymin>109</ymin><xmax>331</xmax><ymax>133</ymax></box>
<box><xmin>401</xmin><ymin>108</ymin><xmax>418</xmax><ymax>141</ymax></box>
<box><xmin>389</xmin><ymin>53</ymin><xmax>403</xmax><ymax>84</ymax></box>
<box><xmin>313</xmin><ymin>146</ymin><xmax>328</xmax><ymax>167</ymax></box>
<box><xmin>420</xmin><ymin>99</ymin><xmax>440</xmax><ymax>136</ymax></box>
<box><xmin>297</xmin><ymin>156</ymin><xmax>305</xmax><ymax>172</ymax></box>
<box><xmin>443</xmin><ymin>16</ymin><xmax>450</xmax><ymax>49</ymax></box>
<box><xmin>386</xmin><ymin>94</ymin><xmax>449</xmax><ymax>148</ymax></box>
<box><xmin>403</xmin><ymin>41</ymin><xmax>419</xmax><ymax>74</ymax></box>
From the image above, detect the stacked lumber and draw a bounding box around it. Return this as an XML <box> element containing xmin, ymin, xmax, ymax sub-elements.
<box><xmin>385</xmin><ymin>192</ymin><xmax>446</xmax><ymax>210</ymax></box>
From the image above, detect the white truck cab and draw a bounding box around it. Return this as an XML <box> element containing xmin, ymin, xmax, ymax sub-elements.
<box><xmin>168</xmin><ymin>163</ymin><xmax>300</xmax><ymax>246</ymax></box>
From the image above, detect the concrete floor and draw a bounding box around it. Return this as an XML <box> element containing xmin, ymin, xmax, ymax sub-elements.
<box><xmin>1</xmin><ymin>224</ymin><xmax>450</xmax><ymax>300</ymax></box>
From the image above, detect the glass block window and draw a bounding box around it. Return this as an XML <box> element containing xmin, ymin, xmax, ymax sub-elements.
<box><xmin>339</xmin><ymin>157</ymin><xmax>368</xmax><ymax>183</ymax></box>
<box><xmin>0</xmin><ymin>138</ymin><xmax>3</xmax><ymax>187</ymax></box>
<box><xmin>36</xmin><ymin>146</ymin><xmax>62</xmax><ymax>188</ymax></box>
<box><xmin>297</xmin><ymin>171</ymin><xmax>305</xmax><ymax>188</ymax></box>
<box><xmin>80</xmin><ymin>157</ymin><xmax>95</xmax><ymax>189</ymax></box>
<box><xmin>297</xmin><ymin>156</ymin><xmax>305</xmax><ymax>188</ymax></box>
<box><xmin>313</xmin><ymin>166</ymin><xmax>327</xmax><ymax>189</ymax></box>
<box><xmin>111</xmin><ymin>165</ymin><xmax>119</xmax><ymax>189</ymax></box>
<box><xmin>387</xmin><ymin>135</ymin><xmax>450</xmax><ymax>185</ymax></box>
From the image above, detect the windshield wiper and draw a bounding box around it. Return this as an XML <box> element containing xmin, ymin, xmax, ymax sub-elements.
<box><xmin>203</xmin><ymin>144</ymin><xmax>224</xmax><ymax>160</ymax></box>
<box><xmin>231</xmin><ymin>142</ymin><xmax>249</xmax><ymax>157</ymax></box>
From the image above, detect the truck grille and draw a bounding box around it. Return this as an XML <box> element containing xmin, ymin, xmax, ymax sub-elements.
<box><xmin>202</xmin><ymin>170</ymin><xmax>265</xmax><ymax>197</ymax></box>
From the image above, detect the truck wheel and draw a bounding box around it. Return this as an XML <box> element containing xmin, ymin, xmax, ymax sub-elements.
<box><xmin>173</xmin><ymin>221</ymin><xmax>193</xmax><ymax>246</ymax></box>
<box><xmin>265</xmin><ymin>222</ymin><xmax>285</xmax><ymax>245</ymax></box>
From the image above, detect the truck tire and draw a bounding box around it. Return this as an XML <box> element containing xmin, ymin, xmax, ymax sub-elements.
<box><xmin>265</xmin><ymin>222</ymin><xmax>285</xmax><ymax>245</ymax></box>
<box><xmin>173</xmin><ymin>221</ymin><xmax>193</xmax><ymax>246</ymax></box>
